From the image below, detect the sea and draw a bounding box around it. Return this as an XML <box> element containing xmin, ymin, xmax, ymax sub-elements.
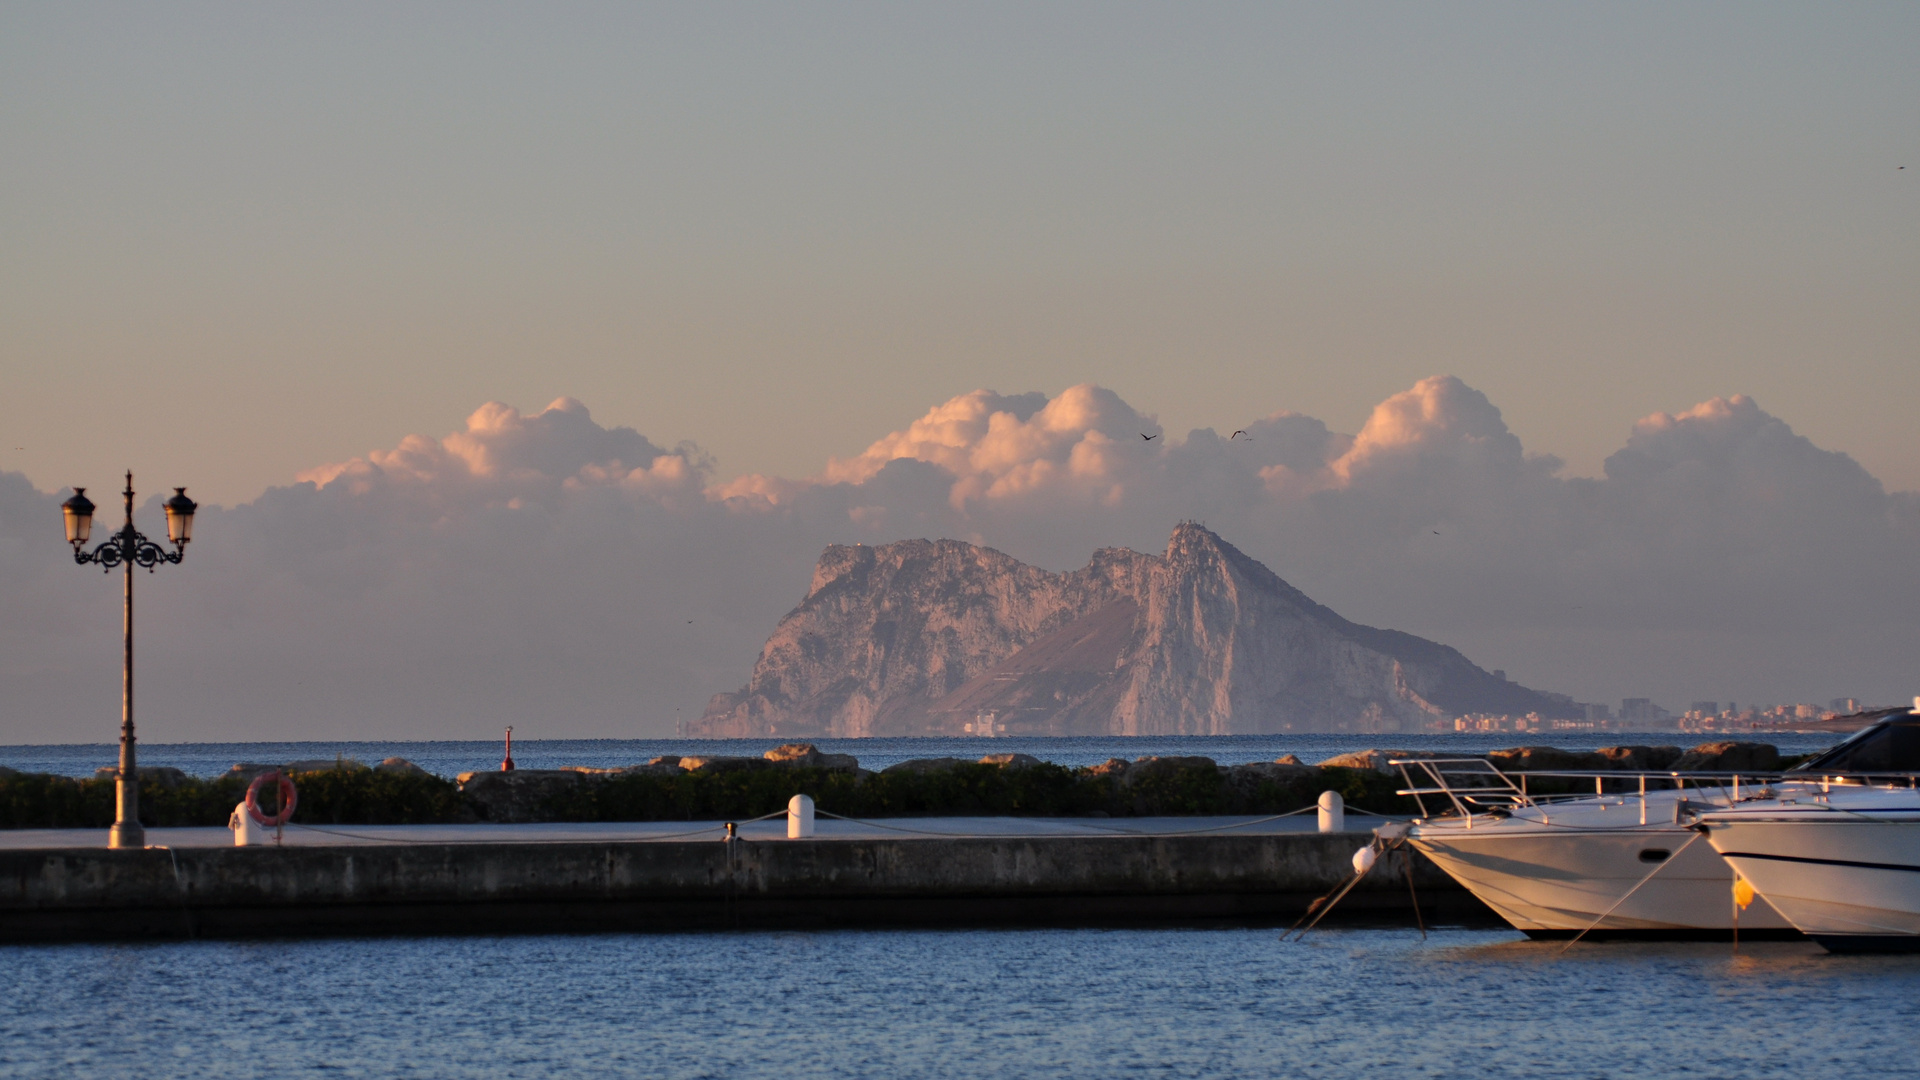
<box><xmin>2</xmin><ymin>928</ymin><xmax>1912</xmax><ymax>1078</ymax></box>
<box><xmin>2</xmin><ymin>732</ymin><xmax>1885</xmax><ymax>1078</ymax></box>
<box><xmin>0</xmin><ymin>731</ymin><xmax>1851</xmax><ymax>779</ymax></box>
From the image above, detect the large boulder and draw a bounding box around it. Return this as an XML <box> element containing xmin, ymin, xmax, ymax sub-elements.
<box><xmin>1671</xmin><ymin>742</ymin><xmax>1780</xmax><ymax>772</ymax></box>
<box><xmin>676</xmin><ymin>756</ymin><xmax>768</xmax><ymax>774</ymax></box>
<box><xmin>1122</xmin><ymin>756</ymin><xmax>1219</xmax><ymax>787</ymax></box>
<box><xmin>1084</xmin><ymin>758</ymin><xmax>1131</xmax><ymax>778</ymax></box>
<box><xmin>1316</xmin><ymin>749</ymin><xmax>1434</xmax><ymax>775</ymax></box>
<box><xmin>1227</xmin><ymin>761</ymin><xmax>1320</xmax><ymax>785</ymax></box>
<box><xmin>457</xmin><ymin>770</ymin><xmax>588</xmax><ymax>823</ymax></box>
<box><xmin>1593</xmin><ymin>746</ymin><xmax>1684</xmax><ymax>771</ymax></box>
<box><xmin>95</xmin><ymin>765</ymin><xmax>189</xmax><ymax>787</ymax></box>
<box><xmin>881</xmin><ymin>757</ymin><xmax>974</xmax><ymax>775</ymax></box>
<box><xmin>1484</xmin><ymin>746</ymin><xmax>1608</xmax><ymax>772</ymax></box>
<box><xmin>285</xmin><ymin>758</ymin><xmax>371</xmax><ymax>774</ymax></box>
<box><xmin>563</xmin><ymin>763</ymin><xmax>679</xmax><ymax>778</ymax></box>
<box><xmin>376</xmin><ymin>757</ymin><xmax>430</xmax><ymax>776</ymax></box>
<box><xmin>763</xmin><ymin>744</ymin><xmax>860</xmax><ymax>771</ymax></box>
<box><xmin>979</xmin><ymin>753</ymin><xmax>1043</xmax><ymax>770</ymax></box>
<box><xmin>229</xmin><ymin>759</ymin><xmax>369</xmax><ymax>783</ymax></box>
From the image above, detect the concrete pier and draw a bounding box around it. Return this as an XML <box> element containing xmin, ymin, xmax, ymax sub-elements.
<box><xmin>0</xmin><ymin>819</ymin><xmax>1487</xmax><ymax>940</ymax></box>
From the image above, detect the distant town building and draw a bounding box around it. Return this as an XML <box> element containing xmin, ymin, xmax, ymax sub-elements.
<box><xmin>1584</xmin><ymin>703</ymin><xmax>1611</xmax><ymax>722</ymax></box>
<box><xmin>1830</xmin><ymin>697</ymin><xmax>1860</xmax><ymax>714</ymax></box>
<box><xmin>965</xmin><ymin>711</ymin><xmax>1001</xmax><ymax>737</ymax></box>
<box><xmin>1446</xmin><ymin>711</ymin><xmax>1552</xmax><ymax>733</ymax></box>
<box><xmin>1688</xmin><ymin>701</ymin><xmax>1719</xmax><ymax>716</ymax></box>
<box><xmin>1619</xmin><ymin>698</ymin><xmax>1668</xmax><ymax>723</ymax></box>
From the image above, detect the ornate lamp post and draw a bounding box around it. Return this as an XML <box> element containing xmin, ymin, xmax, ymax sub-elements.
<box><xmin>61</xmin><ymin>472</ymin><xmax>197</xmax><ymax>849</ymax></box>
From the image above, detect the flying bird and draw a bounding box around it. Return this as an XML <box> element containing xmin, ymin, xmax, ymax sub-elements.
<box><xmin>1140</xmin><ymin>433</ymin><xmax>1158</xmax><ymax>441</ymax></box>
<box><xmin>1230</xmin><ymin>430</ymin><xmax>1248</xmax><ymax>440</ymax></box>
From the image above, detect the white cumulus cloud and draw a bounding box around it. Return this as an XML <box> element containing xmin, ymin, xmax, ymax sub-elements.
<box><xmin>2</xmin><ymin>378</ymin><xmax>1913</xmax><ymax>744</ymax></box>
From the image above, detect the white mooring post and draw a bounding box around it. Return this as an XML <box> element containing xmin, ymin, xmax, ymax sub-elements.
<box><xmin>1317</xmin><ymin>790</ymin><xmax>1345</xmax><ymax>833</ymax></box>
<box><xmin>229</xmin><ymin>802</ymin><xmax>270</xmax><ymax>846</ymax></box>
<box><xmin>788</xmin><ymin>794</ymin><xmax>815</xmax><ymax>839</ymax></box>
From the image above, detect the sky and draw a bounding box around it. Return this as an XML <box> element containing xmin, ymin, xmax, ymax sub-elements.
<box><xmin>2</xmin><ymin>4</ymin><xmax>1916</xmax><ymax>741</ymax></box>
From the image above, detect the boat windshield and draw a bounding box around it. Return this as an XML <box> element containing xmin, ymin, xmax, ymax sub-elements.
<box><xmin>1790</xmin><ymin>712</ymin><xmax>1920</xmax><ymax>773</ymax></box>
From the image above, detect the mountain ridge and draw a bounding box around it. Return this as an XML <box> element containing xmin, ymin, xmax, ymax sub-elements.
<box><xmin>696</xmin><ymin>523</ymin><xmax>1579</xmax><ymax>736</ymax></box>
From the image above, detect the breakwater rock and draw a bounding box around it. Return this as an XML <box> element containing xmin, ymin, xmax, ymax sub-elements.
<box><xmin>1483</xmin><ymin>742</ymin><xmax>1780</xmax><ymax>773</ymax></box>
<box><xmin>0</xmin><ymin>741</ymin><xmax>1788</xmax><ymax>830</ymax></box>
<box><xmin>452</xmin><ymin>746</ymin><xmax>1404</xmax><ymax>824</ymax></box>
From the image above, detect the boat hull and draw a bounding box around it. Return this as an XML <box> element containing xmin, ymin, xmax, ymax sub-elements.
<box><xmin>1411</xmin><ymin>813</ymin><xmax>1794</xmax><ymax>935</ymax></box>
<box><xmin>1702</xmin><ymin>811</ymin><xmax>1920</xmax><ymax>951</ymax></box>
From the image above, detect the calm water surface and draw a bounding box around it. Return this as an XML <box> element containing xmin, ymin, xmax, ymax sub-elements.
<box><xmin>0</xmin><ymin>732</ymin><xmax>1845</xmax><ymax>779</ymax></box>
<box><xmin>0</xmin><ymin>928</ymin><xmax>1907</xmax><ymax>1078</ymax></box>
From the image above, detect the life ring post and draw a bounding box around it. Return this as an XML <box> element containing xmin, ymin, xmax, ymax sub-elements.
<box><xmin>244</xmin><ymin>770</ymin><xmax>298</xmax><ymax>845</ymax></box>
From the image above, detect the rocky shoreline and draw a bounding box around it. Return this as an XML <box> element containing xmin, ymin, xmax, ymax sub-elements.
<box><xmin>0</xmin><ymin>739</ymin><xmax>1789</xmax><ymax>829</ymax></box>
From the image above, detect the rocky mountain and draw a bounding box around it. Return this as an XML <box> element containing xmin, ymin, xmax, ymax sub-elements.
<box><xmin>695</xmin><ymin>523</ymin><xmax>1579</xmax><ymax>737</ymax></box>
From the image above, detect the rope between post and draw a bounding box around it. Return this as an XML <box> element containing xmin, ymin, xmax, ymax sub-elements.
<box><xmin>811</xmin><ymin>806</ymin><xmax>1343</xmax><ymax>839</ymax></box>
<box><xmin>281</xmin><ymin>807</ymin><xmax>790</xmax><ymax>846</ymax></box>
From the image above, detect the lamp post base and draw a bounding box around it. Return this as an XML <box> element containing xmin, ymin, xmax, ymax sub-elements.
<box><xmin>109</xmin><ymin>777</ymin><xmax>144</xmax><ymax>849</ymax></box>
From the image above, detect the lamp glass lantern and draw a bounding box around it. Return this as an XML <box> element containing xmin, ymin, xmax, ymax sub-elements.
<box><xmin>62</xmin><ymin>489</ymin><xmax>95</xmax><ymax>546</ymax></box>
<box><xmin>163</xmin><ymin>488</ymin><xmax>197</xmax><ymax>546</ymax></box>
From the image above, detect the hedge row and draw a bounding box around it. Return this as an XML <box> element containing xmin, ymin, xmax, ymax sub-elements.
<box><xmin>536</xmin><ymin>763</ymin><xmax>1412</xmax><ymax>823</ymax></box>
<box><xmin>0</xmin><ymin>763</ymin><xmax>1415</xmax><ymax>829</ymax></box>
<box><xmin>0</xmin><ymin>771</ymin><xmax>465</xmax><ymax>830</ymax></box>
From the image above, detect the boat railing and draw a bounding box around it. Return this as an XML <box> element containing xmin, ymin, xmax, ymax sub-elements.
<box><xmin>1389</xmin><ymin>758</ymin><xmax>1528</xmax><ymax>823</ymax></box>
<box><xmin>1387</xmin><ymin>757</ymin><xmax>1842</xmax><ymax>828</ymax></box>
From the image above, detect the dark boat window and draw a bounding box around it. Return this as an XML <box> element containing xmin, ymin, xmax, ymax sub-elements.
<box><xmin>1638</xmin><ymin>849</ymin><xmax>1670</xmax><ymax>863</ymax></box>
<box><xmin>1792</xmin><ymin>715</ymin><xmax>1920</xmax><ymax>773</ymax></box>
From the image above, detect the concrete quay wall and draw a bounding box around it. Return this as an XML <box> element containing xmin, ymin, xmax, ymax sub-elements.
<box><xmin>0</xmin><ymin>831</ymin><xmax>1485</xmax><ymax>940</ymax></box>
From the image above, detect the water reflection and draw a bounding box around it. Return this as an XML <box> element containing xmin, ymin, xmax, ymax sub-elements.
<box><xmin>2</xmin><ymin>928</ymin><xmax>1913</xmax><ymax>1078</ymax></box>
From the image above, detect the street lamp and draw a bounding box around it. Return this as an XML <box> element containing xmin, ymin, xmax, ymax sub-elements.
<box><xmin>62</xmin><ymin>472</ymin><xmax>196</xmax><ymax>849</ymax></box>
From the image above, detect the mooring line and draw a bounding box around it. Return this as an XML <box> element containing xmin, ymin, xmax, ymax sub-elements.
<box><xmin>1284</xmin><ymin>837</ymin><xmax>1395</xmax><ymax>942</ymax></box>
<box><xmin>811</xmin><ymin>805</ymin><xmax>1407</xmax><ymax>839</ymax></box>
<box><xmin>146</xmin><ymin>844</ymin><xmax>197</xmax><ymax>938</ymax></box>
<box><xmin>1402</xmin><ymin>842</ymin><xmax>1427</xmax><ymax>940</ymax></box>
<box><xmin>279</xmin><ymin>808</ymin><xmax>789</xmax><ymax>846</ymax></box>
<box><xmin>1558</xmin><ymin>829</ymin><xmax>1705</xmax><ymax>952</ymax></box>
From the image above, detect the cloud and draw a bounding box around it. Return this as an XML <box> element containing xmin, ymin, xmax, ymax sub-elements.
<box><xmin>297</xmin><ymin>397</ymin><xmax>710</xmax><ymax>506</ymax></box>
<box><xmin>3</xmin><ymin>379</ymin><xmax>1914</xmax><ymax>743</ymax></box>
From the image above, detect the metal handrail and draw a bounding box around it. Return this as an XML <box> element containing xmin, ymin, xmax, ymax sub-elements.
<box><xmin>1390</xmin><ymin>758</ymin><xmax>1526</xmax><ymax>823</ymax></box>
<box><xmin>1389</xmin><ymin>756</ymin><xmax>1920</xmax><ymax>830</ymax></box>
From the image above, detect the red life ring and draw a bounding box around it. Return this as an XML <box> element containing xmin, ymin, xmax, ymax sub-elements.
<box><xmin>245</xmin><ymin>770</ymin><xmax>298</xmax><ymax>827</ymax></box>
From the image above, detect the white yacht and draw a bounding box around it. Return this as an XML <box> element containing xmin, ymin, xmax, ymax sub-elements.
<box><xmin>1400</xmin><ymin>759</ymin><xmax>1796</xmax><ymax>937</ymax></box>
<box><xmin>1696</xmin><ymin>707</ymin><xmax>1920</xmax><ymax>952</ymax></box>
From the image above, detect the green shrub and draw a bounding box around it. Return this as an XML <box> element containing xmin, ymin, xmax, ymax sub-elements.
<box><xmin>142</xmin><ymin>775</ymin><xmax>250</xmax><ymax>826</ymax></box>
<box><xmin>0</xmin><ymin>762</ymin><xmax>1422</xmax><ymax>829</ymax></box>
<box><xmin>0</xmin><ymin>769</ymin><xmax>466</xmax><ymax>830</ymax></box>
<box><xmin>0</xmin><ymin>775</ymin><xmax>114</xmax><ymax>829</ymax></box>
<box><xmin>285</xmin><ymin>769</ymin><xmax>464</xmax><ymax>825</ymax></box>
<box><xmin>532</xmin><ymin>762</ymin><xmax>1417</xmax><ymax>823</ymax></box>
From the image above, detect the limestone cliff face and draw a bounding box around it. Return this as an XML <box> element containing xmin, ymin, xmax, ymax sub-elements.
<box><xmin>696</xmin><ymin>523</ymin><xmax>1578</xmax><ymax>737</ymax></box>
